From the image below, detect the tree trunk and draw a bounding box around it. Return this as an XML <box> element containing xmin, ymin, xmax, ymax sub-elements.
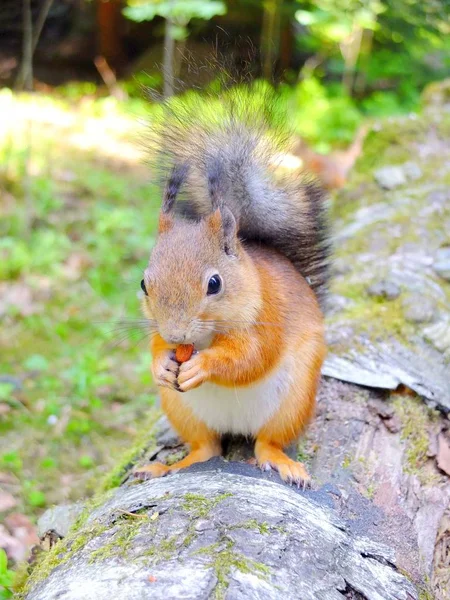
<box><xmin>23</xmin><ymin>82</ymin><xmax>450</xmax><ymax>600</ymax></box>
<box><xmin>15</xmin><ymin>0</ymin><xmax>33</xmax><ymax>91</ymax></box>
<box><xmin>96</xmin><ymin>0</ymin><xmax>125</xmax><ymax>74</ymax></box>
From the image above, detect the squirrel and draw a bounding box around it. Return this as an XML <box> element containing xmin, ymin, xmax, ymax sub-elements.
<box><xmin>134</xmin><ymin>88</ymin><xmax>330</xmax><ymax>485</ymax></box>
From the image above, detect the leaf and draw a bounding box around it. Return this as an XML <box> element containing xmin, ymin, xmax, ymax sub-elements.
<box><xmin>27</xmin><ymin>490</ymin><xmax>46</xmax><ymax>508</ymax></box>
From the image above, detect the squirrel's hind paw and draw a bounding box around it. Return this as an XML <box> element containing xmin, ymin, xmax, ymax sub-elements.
<box><xmin>132</xmin><ymin>462</ymin><xmax>171</xmax><ymax>480</ymax></box>
<box><xmin>255</xmin><ymin>442</ymin><xmax>311</xmax><ymax>488</ymax></box>
<box><xmin>259</xmin><ymin>459</ymin><xmax>311</xmax><ymax>489</ymax></box>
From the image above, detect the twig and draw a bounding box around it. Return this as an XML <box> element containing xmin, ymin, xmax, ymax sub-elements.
<box><xmin>116</xmin><ymin>509</ymin><xmax>149</xmax><ymax>519</ymax></box>
<box><xmin>94</xmin><ymin>55</ymin><xmax>127</xmax><ymax>101</ymax></box>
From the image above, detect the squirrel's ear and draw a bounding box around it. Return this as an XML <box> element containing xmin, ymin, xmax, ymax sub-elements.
<box><xmin>158</xmin><ymin>212</ymin><xmax>174</xmax><ymax>234</ymax></box>
<box><xmin>206</xmin><ymin>209</ymin><xmax>222</xmax><ymax>235</ymax></box>
<box><xmin>205</xmin><ymin>208</ymin><xmax>238</xmax><ymax>256</ymax></box>
<box><xmin>221</xmin><ymin>207</ymin><xmax>238</xmax><ymax>256</ymax></box>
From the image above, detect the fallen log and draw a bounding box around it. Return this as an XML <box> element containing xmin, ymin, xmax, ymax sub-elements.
<box><xmin>22</xmin><ymin>81</ymin><xmax>450</xmax><ymax>600</ymax></box>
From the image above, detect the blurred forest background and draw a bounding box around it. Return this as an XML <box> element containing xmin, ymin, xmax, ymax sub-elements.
<box><xmin>0</xmin><ymin>0</ymin><xmax>449</xmax><ymax>592</ymax></box>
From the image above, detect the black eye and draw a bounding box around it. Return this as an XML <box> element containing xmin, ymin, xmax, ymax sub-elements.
<box><xmin>140</xmin><ymin>279</ymin><xmax>148</xmax><ymax>296</ymax></box>
<box><xmin>207</xmin><ymin>274</ymin><xmax>222</xmax><ymax>295</ymax></box>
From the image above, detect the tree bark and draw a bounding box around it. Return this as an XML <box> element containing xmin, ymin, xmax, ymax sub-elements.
<box><xmin>27</xmin><ymin>420</ymin><xmax>418</xmax><ymax>600</ymax></box>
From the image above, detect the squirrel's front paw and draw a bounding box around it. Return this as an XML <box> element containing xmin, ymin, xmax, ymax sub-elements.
<box><xmin>152</xmin><ymin>351</ymin><xmax>179</xmax><ymax>390</ymax></box>
<box><xmin>177</xmin><ymin>354</ymin><xmax>207</xmax><ymax>392</ymax></box>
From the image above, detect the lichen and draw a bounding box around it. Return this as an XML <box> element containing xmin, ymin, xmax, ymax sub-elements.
<box><xmin>195</xmin><ymin>539</ymin><xmax>270</xmax><ymax>600</ymax></box>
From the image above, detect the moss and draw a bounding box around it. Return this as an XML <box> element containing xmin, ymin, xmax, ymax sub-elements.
<box><xmin>182</xmin><ymin>528</ymin><xmax>197</xmax><ymax>548</ymax></box>
<box><xmin>17</xmin><ymin>518</ymin><xmax>109</xmax><ymax>596</ymax></box>
<box><xmin>16</xmin><ymin>484</ymin><xmax>151</xmax><ymax>595</ymax></box>
<box><xmin>166</xmin><ymin>449</ymin><xmax>188</xmax><ymax>466</ymax></box>
<box><xmin>393</xmin><ymin>395</ymin><xmax>437</xmax><ymax>478</ymax></box>
<box><xmin>342</xmin><ymin>455</ymin><xmax>352</xmax><ymax>469</ymax></box>
<box><xmin>355</xmin><ymin>117</ymin><xmax>428</xmax><ymax>174</ymax></box>
<box><xmin>330</xmin><ymin>277</ymin><xmax>410</xmax><ymax>344</ymax></box>
<box><xmin>364</xmin><ymin>482</ymin><xmax>376</xmax><ymax>500</ymax></box>
<box><xmin>417</xmin><ymin>575</ymin><xmax>435</xmax><ymax>600</ymax></box>
<box><xmin>98</xmin><ymin>411</ymin><xmax>160</xmax><ymax>492</ymax></box>
<box><xmin>195</xmin><ymin>539</ymin><xmax>270</xmax><ymax>600</ymax></box>
<box><xmin>143</xmin><ymin>535</ymin><xmax>179</xmax><ymax>562</ymax></box>
<box><xmin>327</xmin><ymin>294</ymin><xmax>414</xmax><ymax>357</ymax></box>
<box><xmin>229</xmin><ymin>519</ymin><xmax>270</xmax><ymax>535</ymax></box>
<box><xmin>88</xmin><ymin>515</ymin><xmax>146</xmax><ymax>563</ymax></box>
<box><xmin>182</xmin><ymin>492</ymin><xmax>233</xmax><ymax>519</ymax></box>
<box><xmin>297</xmin><ymin>436</ymin><xmax>318</xmax><ymax>465</ymax></box>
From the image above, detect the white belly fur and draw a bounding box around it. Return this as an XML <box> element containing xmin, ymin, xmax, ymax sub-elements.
<box><xmin>181</xmin><ymin>358</ymin><xmax>293</xmax><ymax>436</ymax></box>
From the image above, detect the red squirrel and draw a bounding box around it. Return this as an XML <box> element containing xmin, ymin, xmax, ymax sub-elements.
<box><xmin>135</xmin><ymin>91</ymin><xmax>330</xmax><ymax>485</ymax></box>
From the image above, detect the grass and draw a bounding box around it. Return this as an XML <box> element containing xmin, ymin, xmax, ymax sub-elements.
<box><xmin>0</xmin><ymin>90</ymin><xmax>160</xmax><ymax>522</ymax></box>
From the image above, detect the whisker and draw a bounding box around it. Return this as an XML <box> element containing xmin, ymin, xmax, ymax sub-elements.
<box><xmin>127</xmin><ymin>331</ymin><xmax>153</xmax><ymax>351</ymax></box>
<box><xmin>101</xmin><ymin>327</ymin><xmax>153</xmax><ymax>350</ymax></box>
<box><xmin>93</xmin><ymin>319</ymin><xmax>158</xmax><ymax>328</ymax></box>
<box><xmin>94</xmin><ymin>319</ymin><xmax>159</xmax><ymax>337</ymax></box>
<box><xmin>201</xmin><ymin>319</ymin><xmax>282</xmax><ymax>328</ymax></box>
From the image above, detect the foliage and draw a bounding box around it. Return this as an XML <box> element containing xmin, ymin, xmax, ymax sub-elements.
<box><xmin>293</xmin><ymin>0</ymin><xmax>450</xmax><ymax>115</ymax></box>
<box><xmin>0</xmin><ymin>90</ymin><xmax>158</xmax><ymax>521</ymax></box>
<box><xmin>124</xmin><ymin>0</ymin><xmax>227</xmax><ymax>39</ymax></box>
<box><xmin>0</xmin><ymin>550</ymin><xmax>14</xmax><ymax>599</ymax></box>
<box><xmin>118</xmin><ymin>0</ymin><xmax>450</xmax><ymax>146</ymax></box>
<box><xmin>282</xmin><ymin>76</ymin><xmax>362</xmax><ymax>150</ymax></box>
<box><xmin>124</xmin><ymin>0</ymin><xmax>227</xmax><ymax>22</ymax></box>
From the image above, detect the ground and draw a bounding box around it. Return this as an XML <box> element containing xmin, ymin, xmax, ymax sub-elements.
<box><xmin>0</xmin><ymin>90</ymin><xmax>160</xmax><ymax>530</ymax></box>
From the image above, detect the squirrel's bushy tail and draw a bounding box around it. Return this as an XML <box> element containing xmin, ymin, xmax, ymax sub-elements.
<box><xmin>148</xmin><ymin>83</ymin><xmax>330</xmax><ymax>305</ymax></box>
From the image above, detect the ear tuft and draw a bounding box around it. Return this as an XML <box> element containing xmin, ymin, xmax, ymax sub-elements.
<box><xmin>161</xmin><ymin>162</ymin><xmax>189</xmax><ymax>214</ymax></box>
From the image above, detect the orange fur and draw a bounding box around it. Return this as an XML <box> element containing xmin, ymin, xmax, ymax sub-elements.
<box><xmin>136</xmin><ymin>243</ymin><xmax>326</xmax><ymax>484</ymax></box>
<box><xmin>134</xmin><ymin>377</ymin><xmax>221</xmax><ymax>479</ymax></box>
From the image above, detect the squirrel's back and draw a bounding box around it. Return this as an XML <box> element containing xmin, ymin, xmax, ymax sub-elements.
<box><xmin>149</xmin><ymin>85</ymin><xmax>330</xmax><ymax>305</ymax></box>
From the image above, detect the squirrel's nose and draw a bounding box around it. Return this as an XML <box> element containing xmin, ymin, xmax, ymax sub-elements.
<box><xmin>168</xmin><ymin>334</ymin><xmax>185</xmax><ymax>344</ymax></box>
<box><xmin>162</xmin><ymin>328</ymin><xmax>186</xmax><ymax>344</ymax></box>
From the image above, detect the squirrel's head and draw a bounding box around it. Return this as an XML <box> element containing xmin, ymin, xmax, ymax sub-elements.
<box><xmin>141</xmin><ymin>164</ymin><xmax>261</xmax><ymax>347</ymax></box>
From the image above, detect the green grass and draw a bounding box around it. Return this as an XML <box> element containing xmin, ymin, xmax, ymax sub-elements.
<box><xmin>0</xmin><ymin>90</ymin><xmax>160</xmax><ymax>521</ymax></box>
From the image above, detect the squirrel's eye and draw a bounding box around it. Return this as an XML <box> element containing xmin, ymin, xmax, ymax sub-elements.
<box><xmin>140</xmin><ymin>279</ymin><xmax>148</xmax><ymax>296</ymax></box>
<box><xmin>207</xmin><ymin>274</ymin><xmax>222</xmax><ymax>295</ymax></box>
